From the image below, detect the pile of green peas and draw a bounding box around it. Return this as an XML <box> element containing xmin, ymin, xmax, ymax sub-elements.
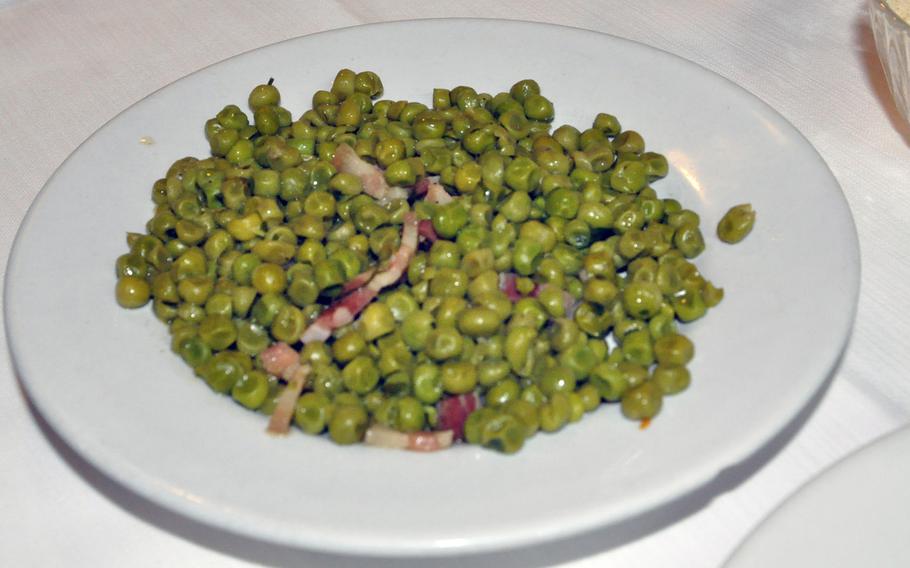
<box><xmin>114</xmin><ymin>69</ymin><xmax>724</xmax><ymax>453</ymax></box>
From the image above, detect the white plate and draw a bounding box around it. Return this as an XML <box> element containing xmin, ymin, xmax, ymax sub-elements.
<box><xmin>725</xmin><ymin>425</ymin><xmax>910</xmax><ymax>567</ymax></box>
<box><xmin>4</xmin><ymin>19</ymin><xmax>859</xmax><ymax>556</ymax></box>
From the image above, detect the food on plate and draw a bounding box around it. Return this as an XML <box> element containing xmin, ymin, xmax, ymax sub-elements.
<box><xmin>716</xmin><ymin>203</ymin><xmax>756</xmax><ymax>244</ymax></box>
<box><xmin>114</xmin><ymin>69</ymin><xmax>726</xmax><ymax>453</ymax></box>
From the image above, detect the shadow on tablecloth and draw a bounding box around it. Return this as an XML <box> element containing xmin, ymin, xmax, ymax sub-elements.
<box><xmin>19</xmin><ymin>355</ymin><xmax>839</xmax><ymax>568</ymax></box>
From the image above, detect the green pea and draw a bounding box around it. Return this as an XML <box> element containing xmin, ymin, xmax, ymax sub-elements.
<box><xmin>341</xmin><ymin>356</ymin><xmax>380</xmax><ymax>394</ymax></box>
<box><xmin>545</xmin><ymin>188</ymin><xmax>581</xmax><ymax>219</ymax></box>
<box><xmin>621</xmin><ymin>381</ymin><xmax>663</xmax><ymax>420</ymax></box>
<box><xmin>428</xmin><ymin>240</ymin><xmax>462</xmax><ymax>269</ymax></box>
<box><xmin>702</xmin><ymin>281</ymin><xmax>725</xmax><ymax>308</ymax></box>
<box><xmin>486</xmin><ymin>378</ymin><xmax>521</xmax><ymax>407</ymax></box>
<box><xmin>623</xmin><ymin>281</ymin><xmax>663</xmax><ymax>320</ymax></box>
<box><xmin>583</xmin><ymin>278</ymin><xmax>618</xmax><ymax>306</ymax></box>
<box><xmin>518</xmin><ymin>220</ymin><xmax>557</xmax><ymax>252</ymax></box>
<box><xmin>621</xmin><ymin>329</ymin><xmax>654</xmax><ymax>367</ymax></box>
<box><xmin>116</xmin><ymin>275</ymin><xmax>151</xmax><ymax>308</ymax></box>
<box><xmin>464</xmin><ymin>407</ymin><xmax>496</xmax><ymax>445</ymax></box>
<box><xmin>235</xmin><ymin>320</ymin><xmax>270</xmax><ymax>355</ymax></box>
<box><xmin>425</xmin><ymin>327</ymin><xmax>464</xmax><ymax>361</ymax></box>
<box><xmin>613</xmin><ymin>130</ymin><xmax>645</xmax><ymax>153</ymax></box>
<box><xmin>671</xmin><ymin>286</ymin><xmax>707</xmax><ymax>322</ymax></box>
<box><xmin>375</xmin><ymin>138</ymin><xmax>406</xmax><ymax>168</ymax></box>
<box><xmin>402</xmin><ymin>310</ymin><xmax>434</xmax><ymax>351</ymax></box>
<box><xmin>653</xmin><ymin>364</ymin><xmax>691</xmax><ymax>395</ymax></box>
<box><xmin>200</xmin><ymin>351</ymin><xmax>247</xmax><ymax>394</ymax></box>
<box><xmin>653</xmin><ymin>333</ymin><xmax>695</xmax><ymax>366</ymax></box>
<box><xmin>440</xmin><ymin>361</ymin><xmax>477</xmax><ymax>394</ymax></box>
<box><xmin>230</xmin><ymin>370</ymin><xmax>269</xmax><ymax>410</ymax></box>
<box><xmin>389</xmin><ymin>396</ymin><xmax>422</xmax><ymax>432</ymax></box>
<box><xmin>500</xmin><ymin>191</ymin><xmax>532</xmax><ymax>223</ymax></box>
<box><xmin>504</xmin><ymin>156</ymin><xmax>540</xmax><ymax>192</ymax></box>
<box><xmin>292</xmin><ymin>392</ymin><xmax>332</xmax><ymax>434</ymax></box>
<box><xmin>432</xmin><ymin>201</ymin><xmax>469</xmax><ymax>239</ymax></box>
<box><xmin>356</xmin><ymin>302</ymin><xmax>392</xmax><ymax>341</ymax></box>
<box><xmin>538</xmin><ymin>392</ymin><xmax>571</xmax><ymax>433</ymax></box>
<box><xmin>609</xmin><ymin>160</ymin><xmax>647</xmax><ymax>193</ymax></box>
<box><xmin>249</xmin><ymin>82</ymin><xmax>280</xmax><ymax>110</ymax></box>
<box><xmin>589</xmin><ymin>362</ymin><xmax>627</xmax><ymax>401</ymax></box>
<box><xmin>302</xmin><ymin>257</ymin><xmax>339</xmax><ymax>296</ymax></box>
<box><xmin>717</xmin><ymin>203</ymin><xmax>756</xmax><ymax>244</ymax></box>
<box><xmin>457</xmin><ymin>307</ymin><xmax>502</xmax><ymax>337</ymax></box>
<box><xmin>477</xmin><ymin>360</ymin><xmax>511</xmax><ymax>387</ymax></box>
<box><xmin>505</xmin><ymin>327</ymin><xmax>537</xmax><ymax>376</ymax></box>
<box><xmin>577</xmin><ymin>383</ymin><xmax>601</xmax><ymax>412</ymax></box>
<box><xmin>523</xmin><ymin>94</ymin><xmax>554</xmax><ymax>121</ymax></box>
<box><xmin>196</xmin><ymin>314</ymin><xmax>235</xmax><ymax>350</ymax></box>
<box><xmin>412</xmin><ymin>364</ymin><xmax>443</xmax><ymax>404</ymax></box>
<box><xmin>480</xmin><ymin>412</ymin><xmax>526</xmax><ymax>454</ymax></box>
<box><xmin>667</xmin><ymin>209</ymin><xmax>701</xmax><ymax>229</ymax></box>
<box><xmin>538</xmin><ymin>366</ymin><xmax>577</xmax><ymax>396</ymax></box>
<box><xmin>592</xmin><ymin>112</ymin><xmax>621</xmax><ymax>136</ymax></box>
<box><xmin>328</xmin><ymin>404</ymin><xmax>368</xmax><ymax>445</ymax></box>
<box><xmin>173</xmin><ymin>334</ymin><xmax>209</xmax><ymax>369</ymax></box>
<box><xmin>512</xmin><ymin>238</ymin><xmax>544</xmax><ymax>276</ymax></box>
<box><xmin>673</xmin><ymin>224</ymin><xmax>705</xmax><ymax>258</ymax></box>
<box><xmin>501</xmin><ymin>399</ymin><xmax>540</xmax><ymax>437</ymax></box>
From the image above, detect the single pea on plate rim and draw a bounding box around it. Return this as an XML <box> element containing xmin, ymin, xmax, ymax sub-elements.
<box><xmin>4</xmin><ymin>19</ymin><xmax>859</xmax><ymax>556</ymax></box>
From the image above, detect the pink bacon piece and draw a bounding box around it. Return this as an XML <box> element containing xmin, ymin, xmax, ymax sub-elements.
<box><xmin>417</xmin><ymin>219</ymin><xmax>438</xmax><ymax>243</ymax></box>
<box><xmin>340</xmin><ymin>267</ymin><xmax>377</xmax><ymax>295</ymax></box>
<box><xmin>260</xmin><ymin>342</ymin><xmax>300</xmax><ymax>377</ymax></box>
<box><xmin>424</xmin><ymin>179</ymin><xmax>454</xmax><ymax>204</ymax></box>
<box><xmin>436</xmin><ymin>392</ymin><xmax>480</xmax><ymax>441</ymax></box>
<box><xmin>361</xmin><ymin>211</ymin><xmax>418</xmax><ymax>291</ymax></box>
<box><xmin>299</xmin><ymin>287</ymin><xmax>377</xmax><ymax>344</ymax></box>
<box><xmin>498</xmin><ymin>272</ymin><xmax>529</xmax><ymax>302</ymax></box>
<box><xmin>333</xmin><ymin>143</ymin><xmax>407</xmax><ymax>204</ymax></box>
<box><xmin>414</xmin><ymin>177</ymin><xmax>430</xmax><ymax>198</ymax></box>
<box><xmin>261</xmin><ymin>342</ymin><xmax>313</xmax><ymax>435</ymax></box>
<box><xmin>363</xmin><ymin>424</ymin><xmax>454</xmax><ymax>452</ymax></box>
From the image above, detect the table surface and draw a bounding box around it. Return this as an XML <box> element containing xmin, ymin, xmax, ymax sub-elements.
<box><xmin>2</xmin><ymin>1</ymin><xmax>908</xmax><ymax>566</ymax></box>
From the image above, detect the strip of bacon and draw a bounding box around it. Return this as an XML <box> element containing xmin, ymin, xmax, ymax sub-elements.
<box><xmin>332</xmin><ymin>143</ymin><xmax>389</xmax><ymax>201</ymax></box>
<box><xmin>340</xmin><ymin>267</ymin><xmax>377</xmax><ymax>295</ymax></box>
<box><xmin>260</xmin><ymin>342</ymin><xmax>300</xmax><ymax>376</ymax></box>
<box><xmin>424</xmin><ymin>179</ymin><xmax>454</xmax><ymax>204</ymax></box>
<box><xmin>266</xmin><ymin>362</ymin><xmax>311</xmax><ymax>435</ymax></box>
<box><xmin>299</xmin><ymin>287</ymin><xmax>376</xmax><ymax>344</ymax></box>
<box><xmin>299</xmin><ymin>213</ymin><xmax>419</xmax><ymax>344</ymax></box>
<box><xmin>266</xmin><ymin>215</ymin><xmax>420</xmax><ymax>435</ymax></box>
<box><xmin>333</xmin><ymin>143</ymin><xmax>408</xmax><ymax>204</ymax></box>
<box><xmin>417</xmin><ymin>219</ymin><xmax>438</xmax><ymax>243</ymax></box>
<box><xmin>363</xmin><ymin>424</ymin><xmax>454</xmax><ymax>452</ymax></box>
<box><xmin>362</xmin><ymin>212</ymin><xmax>418</xmax><ymax>291</ymax></box>
<box><xmin>437</xmin><ymin>392</ymin><xmax>480</xmax><ymax>441</ymax></box>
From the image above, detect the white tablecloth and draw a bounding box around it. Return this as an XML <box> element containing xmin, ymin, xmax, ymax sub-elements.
<box><xmin>2</xmin><ymin>1</ymin><xmax>907</xmax><ymax>566</ymax></box>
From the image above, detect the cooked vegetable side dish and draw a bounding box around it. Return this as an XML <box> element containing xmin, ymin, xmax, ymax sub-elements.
<box><xmin>114</xmin><ymin>69</ymin><xmax>736</xmax><ymax>454</ymax></box>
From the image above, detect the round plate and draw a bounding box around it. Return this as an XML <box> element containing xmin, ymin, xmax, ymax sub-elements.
<box><xmin>724</xmin><ymin>425</ymin><xmax>910</xmax><ymax>567</ymax></box>
<box><xmin>4</xmin><ymin>19</ymin><xmax>859</xmax><ymax>556</ymax></box>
